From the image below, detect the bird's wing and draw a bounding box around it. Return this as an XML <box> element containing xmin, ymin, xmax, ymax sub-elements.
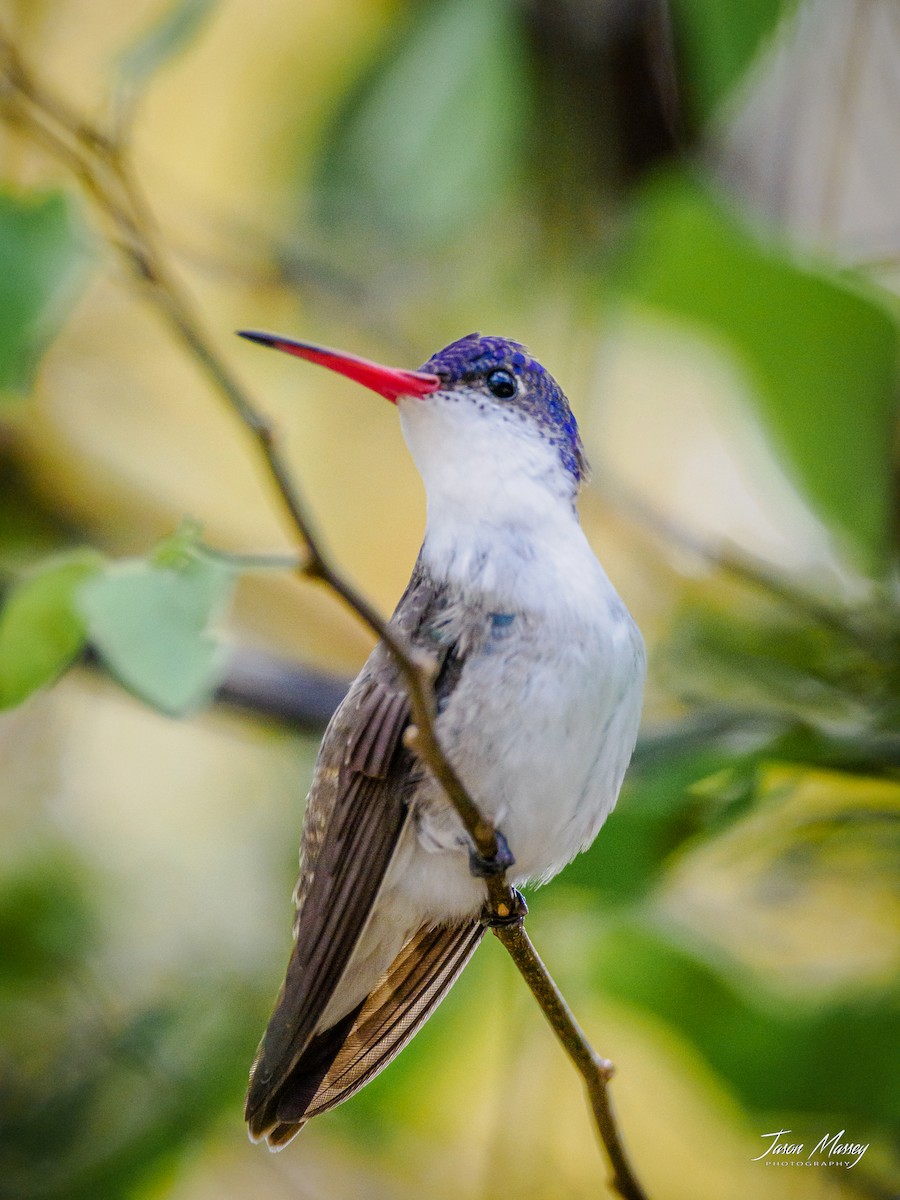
<box><xmin>261</xmin><ymin>919</ymin><xmax>484</xmax><ymax>1148</ymax></box>
<box><xmin>246</xmin><ymin>561</ymin><xmax>468</xmax><ymax>1133</ymax></box>
<box><xmin>245</xmin><ymin>670</ymin><xmax>412</xmax><ymax>1124</ymax></box>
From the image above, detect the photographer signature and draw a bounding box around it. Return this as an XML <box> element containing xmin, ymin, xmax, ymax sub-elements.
<box><xmin>753</xmin><ymin>1129</ymin><xmax>869</xmax><ymax>1168</ymax></box>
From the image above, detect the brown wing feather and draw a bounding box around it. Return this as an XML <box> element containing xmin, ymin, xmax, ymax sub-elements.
<box><xmin>245</xmin><ymin>673</ymin><xmax>413</xmax><ymax>1126</ymax></box>
<box><xmin>258</xmin><ymin>919</ymin><xmax>484</xmax><ymax>1148</ymax></box>
<box><xmin>246</xmin><ymin>561</ymin><xmax>464</xmax><ymax>1133</ymax></box>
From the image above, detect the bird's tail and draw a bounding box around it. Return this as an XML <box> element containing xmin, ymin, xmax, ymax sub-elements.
<box><xmin>246</xmin><ymin>918</ymin><xmax>484</xmax><ymax>1149</ymax></box>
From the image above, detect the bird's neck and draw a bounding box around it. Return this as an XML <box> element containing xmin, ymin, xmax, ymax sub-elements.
<box><xmin>419</xmin><ymin>481</ymin><xmax>604</xmax><ymax>618</ymax></box>
<box><xmin>399</xmin><ymin>398</ymin><xmax>600</xmax><ymax>616</ymax></box>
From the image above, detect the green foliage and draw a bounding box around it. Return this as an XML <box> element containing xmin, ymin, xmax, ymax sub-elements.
<box><xmin>558</xmin><ymin>744</ymin><xmax>760</xmax><ymax>905</ymax></box>
<box><xmin>0</xmin><ymin>191</ymin><xmax>91</xmax><ymax>396</ymax></box>
<box><xmin>0</xmin><ymin>529</ymin><xmax>241</xmax><ymax>716</ymax></box>
<box><xmin>0</xmin><ymin>551</ymin><xmax>105</xmax><ymax>709</ymax></box>
<box><xmin>0</xmin><ymin>461</ymin><xmax>75</xmax><ymax>571</ymax></box>
<box><xmin>670</xmin><ymin>0</ymin><xmax>798</xmax><ymax>123</ymax></box>
<box><xmin>663</xmin><ymin>593</ymin><xmax>898</xmax><ymax>728</ymax></box>
<box><xmin>78</xmin><ymin>532</ymin><xmax>236</xmax><ymax>715</ymax></box>
<box><xmin>0</xmin><ymin>980</ymin><xmax>257</xmax><ymax>1200</ymax></box>
<box><xmin>593</xmin><ymin>917</ymin><xmax>900</xmax><ymax>1123</ymax></box>
<box><xmin>657</xmin><ymin>579</ymin><xmax>900</xmax><ymax>787</ymax></box>
<box><xmin>315</xmin><ymin>0</ymin><xmax>530</xmax><ymax>245</ymax></box>
<box><xmin>617</xmin><ymin>173</ymin><xmax>900</xmax><ymax>573</ymax></box>
<box><xmin>0</xmin><ymin>854</ymin><xmax>95</xmax><ymax>987</ymax></box>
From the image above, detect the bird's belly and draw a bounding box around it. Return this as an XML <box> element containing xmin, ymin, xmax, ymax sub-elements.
<box><xmin>402</xmin><ymin>610</ymin><xmax>645</xmax><ymax>915</ymax></box>
<box><xmin>316</xmin><ymin>625</ymin><xmax>642</xmax><ymax>1030</ymax></box>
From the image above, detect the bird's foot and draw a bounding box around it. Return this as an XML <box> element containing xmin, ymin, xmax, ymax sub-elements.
<box><xmin>481</xmin><ymin>888</ymin><xmax>528</xmax><ymax>927</ymax></box>
<box><xmin>468</xmin><ymin>830</ymin><xmax>515</xmax><ymax>878</ymax></box>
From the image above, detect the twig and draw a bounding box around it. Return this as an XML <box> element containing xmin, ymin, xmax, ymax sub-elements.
<box><xmin>0</xmin><ymin>30</ymin><xmax>648</xmax><ymax>1199</ymax></box>
<box><xmin>494</xmin><ymin>922</ymin><xmax>648</xmax><ymax>1200</ymax></box>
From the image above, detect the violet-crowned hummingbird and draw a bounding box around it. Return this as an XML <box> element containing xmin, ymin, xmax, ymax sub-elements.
<box><xmin>238</xmin><ymin>330</ymin><xmax>645</xmax><ymax>1148</ymax></box>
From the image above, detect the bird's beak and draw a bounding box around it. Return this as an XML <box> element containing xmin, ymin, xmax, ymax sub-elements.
<box><xmin>237</xmin><ymin>330</ymin><xmax>442</xmax><ymax>403</ymax></box>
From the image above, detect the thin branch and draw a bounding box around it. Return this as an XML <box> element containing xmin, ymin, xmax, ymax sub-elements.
<box><xmin>0</xmin><ymin>32</ymin><xmax>648</xmax><ymax>1199</ymax></box>
<box><xmin>2</xmin><ymin>26</ymin><xmax>502</xmax><ymax>866</ymax></box>
<box><xmin>493</xmin><ymin>920</ymin><xmax>648</xmax><ymax>1200</ymax></box>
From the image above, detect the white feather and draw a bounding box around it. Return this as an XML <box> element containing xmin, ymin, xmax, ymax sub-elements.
<box><xmin>319</xmin><ymin>385</ymin><xmax>645</xmax><ymax>1029</ymax></box>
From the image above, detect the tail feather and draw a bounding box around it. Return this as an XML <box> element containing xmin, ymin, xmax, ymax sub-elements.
<box><xmin>246</xmin><ymin>1006</ymin><xmax>360</xmax><ymax>1141</ymax></box>
<box><xmin>246</xmin><ymin>920</ymin><xmax>484</xmax><ymax>1149</ymax></box>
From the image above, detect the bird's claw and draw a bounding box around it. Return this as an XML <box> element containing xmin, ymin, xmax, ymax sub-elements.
<box><xmin>480</xmin><ymin>888</ymin><xmax>528</xmax><ymax>927</ymax></box>
<box><xmin>468</xmin><ymin>830</ymin><xmax>515</xmax><ymax>878</ymax></box>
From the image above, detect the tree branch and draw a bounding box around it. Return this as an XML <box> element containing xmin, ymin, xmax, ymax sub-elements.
<box><xmin>0</xmin><ymin>31</ymin><xmax>648</xmax><ymax>1199</ymax></box>
<box><xmin>493</xmin><ymin>921</ymin><xmax>647</xmax><ymax>1200</ymax></box>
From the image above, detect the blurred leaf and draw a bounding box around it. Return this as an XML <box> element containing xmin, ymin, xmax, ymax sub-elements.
<box><xmin>0</xmin><ymin>458</ymin><xmax>77</xmax><ymax>571</ymax></box>
<box><xmin>662</xmin><ymin>594</ymin><xmax>889</xmax><ymax>726</ymax></box>
<box><xmin>563</xmin><ymin>694</ymin><xmax>900</xmax><ymax>908</ymax></box>
<box><xmin>618</xmin><ymin>174</ymin><xmax>900</xmax><ymax>572</ymax></box>
<box><xmin>117</xmin><ymin>0</ymin><xmax>218</xmax><ymax>88</ymax></box>
<box><xmin>78</xmin><ymin>544</ymin><xmax>235</xmax><ymax>715</ymax></box>
<box><xmin>670</xmin><ymin>0</ymin><xmax>798</xmax><ymax>123</ymax></box>
<box><xmin>593</xmin><ymin>917</ymin><xmax>900</xmax><ymax>1123</ymax></box>
<box><xmin>315</xmin><ymin>0</ymin><xmax>530</xmax><ymax>244</ymax></box>
<box><xmin>148</xmin><ymin>516</ymin><xmax>205</xmax><ymax>568</ymax></box>
<box><xmin>0</xmin><ymin>191</ymin><xmax>91</xmax><ymax>395</ymax></box>
<box><xmin>0</xmin><ymin>551</ymin><xmax>105</xmax><ymax>709</ymax></box>
<box><xmin>0</xmin><ymin>855</ymin><xmax>94</xmax><ymax>987</ymax></box>
<box><xmin>557</xmin><ymin>745</ymin><xmax>762</xmax><ymax>904</ymax></box>
<box><xmin>0</xmin><ymin>984</ymin><xmax>256</xmax><ymax>1200</ymax></box>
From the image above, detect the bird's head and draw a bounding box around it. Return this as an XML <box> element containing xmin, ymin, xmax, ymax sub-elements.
<box><xmin>238</xmin><ymin>330</ymin><xmax>587</xmax><ymax>522</ymax></box>
<box><xmin>417</xmin><ymin>333</ymin><xmax>587</xmax><ymax>489</ymax></box>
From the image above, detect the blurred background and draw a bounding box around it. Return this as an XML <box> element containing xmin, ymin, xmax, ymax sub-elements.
<box><xmin>0</xmin><ymin>0</ymin><xmax>898</xmax><ymax>1197</ymax></box>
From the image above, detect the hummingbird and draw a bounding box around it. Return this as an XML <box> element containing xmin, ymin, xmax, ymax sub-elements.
<box><xmin>238</xmin><ymin>330</ymin><xmax>646</xmax><ymax>1149</ymax></box>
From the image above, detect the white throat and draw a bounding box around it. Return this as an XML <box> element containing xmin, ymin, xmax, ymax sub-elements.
<box><xmin>399</xmin><ymin>393</ymin><xmax>602</xmax><ymax>614</ymax></box>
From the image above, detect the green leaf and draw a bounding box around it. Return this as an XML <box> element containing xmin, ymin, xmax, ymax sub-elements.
<box><xmin>662</xmin><ymin>595</ymin><xmax>884</xmax><ymax>726</ymax></box>
<box><xmin>618</xmin><ymin>173</ymin><xmax>900</xmax><ymax>573</ymax></box>
<box><xmin>117</xmin><ymin>0</ymin><xmax>219</xmax><ymax>88</ymax></box>
<box><xmin>593</xmin><ymin>918</ymin><xmax>900</xmax><ymax>1123</ymax></box>
<box><xmin>315</xmin><ymin>0</ymin><xmax>530</xmax><ymax>244</ymax></box>
<box><xmin>148</xmin><ymin>517</ymin><xmax>205</xmax><ymax>568</ymax></box>
<box><xmin>554</xmin><ymin>723</ymin><xmax>775</xmax><ymax>906</ymax></box>
<box><xmin>670</xmin><ymin>0</ymin><xmax>798</xmax><ymax>123</ymax></box>
<box><xmin>1</xmin><ymin>984</ymin><xmax>257</xmax><ymax>1200</ymax></box>
<box><xmin>0</xmin><ymin>552</ymin><xmax>105</xmax><ymax>709</ymax></box>
<box><xmin>0</xmin><ymin>191</ymin><xmax>91</xmax><ymax>395</ymax></box>
<box><xmin>0</xmin><ymin>459</ymin><xmax>75</xmax><ymax>570</ymax></box>
<box><xmin>0</xmin><ymin>854</ymin><xmax>95</xmax><ymax>986</ymax></box>
<box><xmin>78</xmin><ymin>549</ymin><xmax>234</xmax><ymax>715</ymax></box>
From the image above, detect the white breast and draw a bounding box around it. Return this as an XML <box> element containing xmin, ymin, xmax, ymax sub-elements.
<box><xmin>441</xmin><ymin>574</ymin><xmax>643</xmax><ymax>876</ymax></box>
<box><xmin>388</xmin><ymin>522</ymin><xmax>644</xmax><ymax>928</ymax></box>
<box><xmin>389</xmin><ymin>388</ymin><xmax>646</xmax><ymax>920</ymax></box>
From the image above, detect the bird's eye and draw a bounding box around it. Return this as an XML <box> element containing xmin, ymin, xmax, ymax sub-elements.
<box><xmin>486</xmin><ymin>369</ymin><xmax>517</xmax><ymax>399</ymax></box>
